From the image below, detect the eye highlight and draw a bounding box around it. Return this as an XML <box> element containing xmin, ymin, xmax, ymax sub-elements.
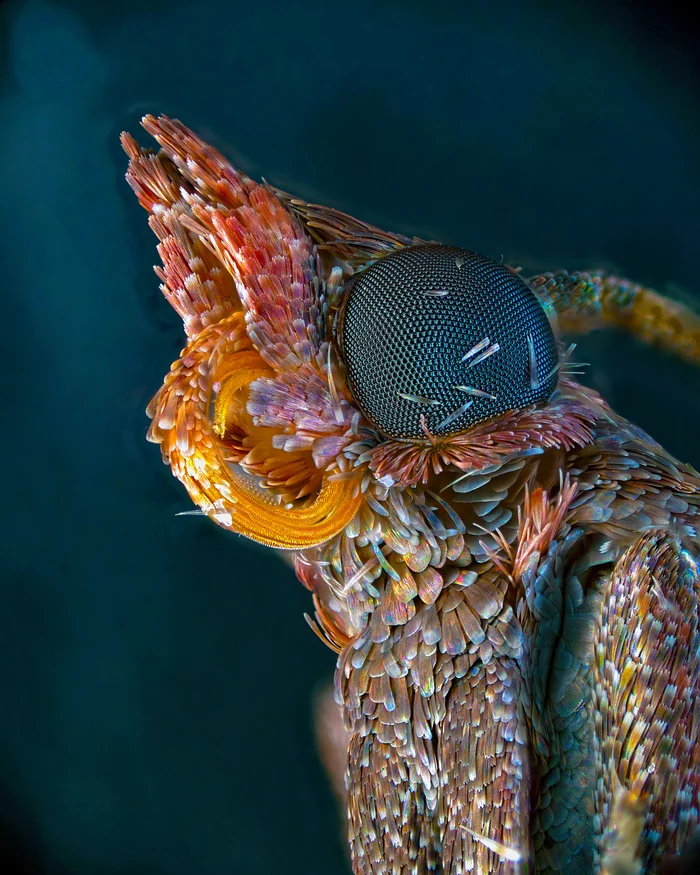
<box><xmin>336</xmin><ymin>244</ymin><xmax>559</xmax><ymax>439</ymax></box>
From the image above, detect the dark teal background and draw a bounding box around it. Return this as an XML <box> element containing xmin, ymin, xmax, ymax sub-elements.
<box><xmin>1</xmin><ymin>1</ymin><xmax>699</xmax><ymax>873</ymax></box>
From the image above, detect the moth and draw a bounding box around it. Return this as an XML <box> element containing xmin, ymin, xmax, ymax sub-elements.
<box><xmin>122</xmin><ymin>116</ymin><xmax>700</xmax><ymax>875</ymax></box>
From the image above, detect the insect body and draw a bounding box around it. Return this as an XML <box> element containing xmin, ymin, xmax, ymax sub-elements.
<box><xmin>123</xmin><ymin>117</ymin><xmax>700</xmax><ymax>874</ymax></box>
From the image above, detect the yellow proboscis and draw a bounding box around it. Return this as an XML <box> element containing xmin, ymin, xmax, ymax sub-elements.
<box><xmin>207</xmin><ymin>351</ymin><xmax>361</xmax><ymax>550</ymax></box>
<box><xmin>213</xmin><ymin>350</ymin><xmax>273</xmax><ymax>438</ymax></box>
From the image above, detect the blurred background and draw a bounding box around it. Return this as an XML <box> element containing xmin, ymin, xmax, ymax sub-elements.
<box><xmin>1</xmin><ymin>0</ymin><xmax>699</xmax><ymax>872</ymax></box>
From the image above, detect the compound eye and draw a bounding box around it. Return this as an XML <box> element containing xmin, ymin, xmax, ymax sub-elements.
<box><xmin>336</xmin><ymin>245</ymin><xmax>559</xmax><ymax>439</ymax></box>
